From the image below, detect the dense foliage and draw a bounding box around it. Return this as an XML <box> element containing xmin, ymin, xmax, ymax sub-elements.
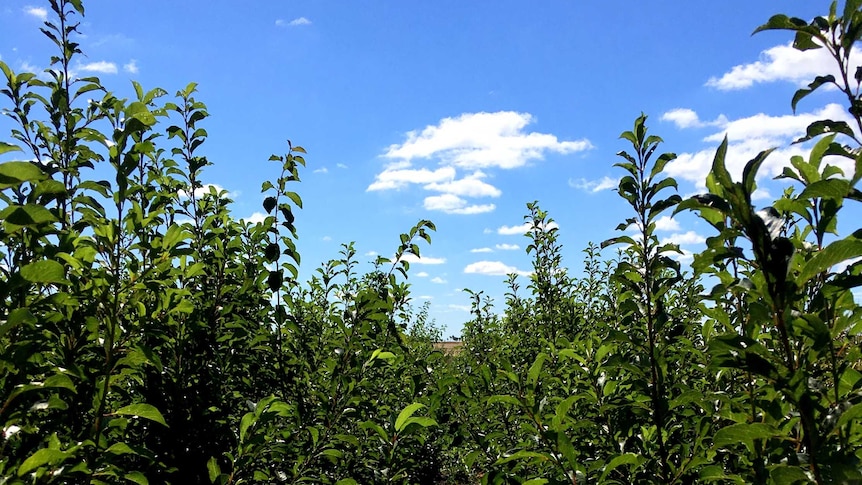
<box><xmin>1</xmin><ymin>1</ymin><xmax>861</xmax><ymax>483</ymax></box>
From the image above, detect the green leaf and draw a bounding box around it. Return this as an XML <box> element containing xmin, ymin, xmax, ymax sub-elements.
<box><xmin>768</xmin><ymin>464</ymin><xmax>809</xmax><ymax>484</ymax></box>
<box><xmin>263</xmin><ymin>196</ymin><xmax>277</xmax><ymax>214</ymax></box>
<box><xmin>0</xmin><ymin>308</ymin><xmax>36</xmax><ymax>338</ymax></box>
<box><xmin>790</xmin><ymin>75</ymin><xmax>835</xmax><ymax>113</ymax></box>
<box><xmin>600</xmin><ymin>453</ymin><xmax>644</xmax><ymax>481</ymax></box>
<box><xmin>522</xmin><ymin>480</ymin><xmax>549</xmax><ymax>485</ymax></box>
<box><xmin>798</xmin><ymin>237</ymin><xmax>862</xmax><ymax>283</ymax></box>
<box><xmin>395</xmin><ymin>403</ymin><xmax>425</xmax><ymax>433</ymax></box>
<box><xmin>207</xmin><ymin>457</ymin><xmax>222</xmax><ymax>483</ymax></box>
<box><xmin>0</xmin><ymin>141</ymin><xmax>23</xmax><ymax>155</ymax></box>
<box><xmin>0</xmin><ymin>204</ymin><xmax>57</xmax><ymax>227</ymax></box>
<box><xmin>798</xmin><ymin>178</ymin><xmax>851</xmax><ymax>200</ymax></box>
<box><xmin>125</xmin><ymin>101</ymin><xmax>156</xmax><ymax>127</ymax></box>
<box><xmin>105</xmin><ymin>442</ymin><xmax>137</xmax><ymax>455</ymax></box>
<box><xmin>837</xmin><ymin>402</ymin><xmax>862</xmax><ymax>427</ymax></box>
<box><xmin>527</xmin><ymin>352</ymin><xmax>548</xmax><ymax>389</ymax></box>
<box><xmin>335</xmin><ymin>479</ymin><xmax>358</xmax><ymax>485</ymax></box>
<box><xmin>124</xmin><ymin>471</ymin><xmax>149</xmax><ymax>485</ymax></box>
<box><xmin>20</xmin><ymin>260</ymin><xmax>68</xmax><ymax>285</ymax></box>
<box><xmin>713</xmin><ymin>423</ymin><xmax>781</xmax><ymax>448</ymax></box>
<box><xmin>18</xmin><ymin>448</ymin><xmax>70</xmax><ymax>476</ymax></box>
<box><xmin>113</xmin><ymin>403</ymin><xmax>168</xmax><ymax>427</ymax></box>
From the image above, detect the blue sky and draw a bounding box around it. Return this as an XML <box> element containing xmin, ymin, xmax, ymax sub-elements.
<box><xmin>2</xmin><ymin>1</ymin><xmax>860</xmax><ymax>336</ymax></box>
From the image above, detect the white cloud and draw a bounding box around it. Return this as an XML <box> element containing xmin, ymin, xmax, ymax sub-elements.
<box><xmin>371</xmin><ymin>111</ymin><xmax>591</xmax><ymax>215</ymax></box>
<box><xmin>415</xmin><ymin>271</ymin><xmax>429</xmax><ymax>277</ymax></box>
<box><xmin>423</xmin><ymin>194</ymin><xmax>495</xmax><ymax>214</ymax></box>
<box><xmin>431</xmin><ymin>276</ymin><xmax>447</xmax><ymax>284</ymax></box>
<box><xmin>661</xmin><ymin>108</ymin><xmax>727</xmax><ymax>129</ymax></box>
<box><xmin>24</xmin><ymin>6</ymin><xmax>47</xmax><ymax>20</ymax></box>
<box><xmin>399</xmin><ymin>253</ymin><xmax>446</xmax><ymax>265</ymax></box>
<box><xmin>497</xmin><ymin>221</ymin><xmax>559</xmax><ymax>235</ymax></box>
<box><xmin>568</xmin><ymin>176</ymin><xmax>619</xmax><ymax>193</ymax></box>
<box><xmin>322</xmin><ymin>236</ymin><xmax>332</xmax><ymax>242</ymax></box>
<box><xmin>448</xmin><ymin>304</ymin><xmax>472</xmax><ymax>312</ymax></box>
<box><xmin>289</xmin><ymin>17</ymin><xmax>312</xmax><ymax>26</ymax></box>
<box><xmin>384</xmin><ymin>111</ymin><xmax>592</xmax><ymax>170</ymax></box>
<box><xmin>495</xmin><ymin>243</ymin><xmax>519</xmax><ymax>251</ymax></box>
<box><xmin>470</xmin><ymin>247</ymin><xmax>493</xmax><ymax>253</ymax></box>
<box><xmin>78</xmin><ymin>61</ymin><xmax>118</xmax><ymax>74</ymax></box>
<box><xmin>123</xmin><ymin>60</ymin><xmax>139</xmax><ymax>74</ymax></box>
<box><xmin>424</xmin><ymin>171</ymin><xmax>501</xmax><ymax>197</ymax></box>
<box><xmin>418</xmin><ymin>295</ymin><xmax>433</xmax><ymax>300</ymax></box>
<box><xmin>662</xmin><ymin>231</ymin><xmax>706</xmax><ymax>246</ymax></box>
<box><xmin>464</xmin><ymin>260</ymin><xmax>532</xmax><ymax>277</ymax></box>
<box><xmin>336</xmin><ymin>163</ymin><xmax>348</xmax><ymax>169</ymax></box>
<box><xmin>751</xmin><ymin>188</ymin><xmax>773</xmax><ymax>201</ymax></box>
<box><xmin>365</xmin><ymin>250</ymin><xmax>378</xmax><ymax>257</ymax></box>
<box><xmin>703</xmin><ymin>103</ymin><xmax>847</xmax><ymax>144</ymax></box>
<box><xmin>665</xmin><ymin>104</ymin><xmax>855</xmax><ymax>188</ymax></box>
<box><xmin>244</xmin><ymin>212</ymin><xmax>267</xmax><ymax>224</ymax></box>
<box><xmin>653</xmin><ymin>216</ymin><xmax>681</xmax><ymax>232</ymax></box>
<box><xmin>367</xmin><ymin>166</ymin><xmax>456</xmax><ymax>191</ymax></box>
<box><xmin>313</xmin><ymin>167</ymin><xmax>329</xmax><ymax>174</ymax></box>
<box><xmin>275</xmin><ymin>19</ymin><xmax>286</xmax><ymax>26</ymax></box>
<box><xmin>178</xmin><ymin>184</ymin><xmax>235</xmax><ymax>199</ymax></box>
<box><xmin>706</xmin><ymin>42</ymin><xmax>862</xmax><ymax>91</ymax></box>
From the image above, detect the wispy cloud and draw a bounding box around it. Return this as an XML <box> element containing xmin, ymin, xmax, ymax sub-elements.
<box><xmin>464</xmin><ymin>260</ymin><xmax>531</xmax><ymax>277</ymax></box>
<box><xmin>336</xmin><ymin>163</ymin><xmax>348</xmax><ymax>169</ymax></box>
<box><xmin>313</xmin><ymin>167</ymin><xmax>329</xmax><ymax>174</ymax></box>
<box><xmin>415</xmin><ymin>271</ymin><xmax>429</xmax><ymax>277</ymax></box>
<box><xmin>24</xmin><ymin>6</ymin><xmax>47</xmax><ymax>21</ymax></box>
<box><xmin>470</xmin><ymin>247</ymin><xmax>493</xmax><ymax>253</ymax></box>
<box><xmin>431</xmin><ymin>276</ymin><xmax>447</xmax><ymax>284</ymax></box>
<box><xmin>568</xmin><ymin>176</ymin><xmax>619</xmax><ymax>193</ymax></box>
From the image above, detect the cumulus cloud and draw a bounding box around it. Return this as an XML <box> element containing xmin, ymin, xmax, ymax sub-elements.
<box><xmin>495</xmin><ymin>243</ymin><xmax>519</xmax><ymax>251</ymax></box>
<box><xmin>430</xmin><ymin>276</ymin><xmax>447</xmax><ymax>284</ymax></box>
<box><xmin>384</xmin><ymin>111</ymin><xmax>592</xmax><ymax>170</ymax></box>
<box><xmin>244</xmin><ymin>212</ymin><xmax>267</xmax><ymax>224</ymax></box>
<box><xmin>78</xmin><ymin>61</ymin><xmax>118</xmax><ymax>74</ymax></box>
<box><xmin>415</xmin><ymin>271</ymin><xmax>429</xmax><ymax>277</ymax></box>
<box><xmin>661</xmin><ymin>108</ymin><xmax>727</xmax><ymax>129</ymax></box>
<box><xmin>568</xmin><ymin>176</ymin><xmax>619</xmax><ymax>193</ymax></box>
<box><xmin>665</xmin><ymin>104</ymin><xmax>855</xmax><ymax>188</ymax></box>
<box><xmin>178</xmin><ymin>184</ymin><xmax>236</xmax><ymax>199</ymax></box>
<box><xmin>367</xmin><ymin>166</ymin><xmax>456</xmax><ymax>191</ymax></box>
<box><xmin>289</xmin><ymin>17</ymin><xmax>312</xmax><ymax>26</ymax></box>
<box><xmin>399</xmin><ymin>253</ymin><xmax>446</xmax><ymax>265</ymax></box>
<box><xmin>370</xmin><ymin>111</ymin><xmax>592</xmax><ymax>215</ymax></box>
<box><xmin>423</xmin><ymin>194</ymin><xmax>495</xmax><ymax>214</ymax></box>
<box><xmin>662</xmin><ymin>231</ymin><xmax>706</xmax><ymax>246</ymax></box>
<box><xmin>470</xmin><ymin>247</ymin><xmax>493</xmax><ymax>253</ymax></box>
<box><xmin>707</xmin><ymin>42</ymin><xmax>862</xmax><ymax>91</ymax></box>
<box><xmin>424</xmin><ymin>171</ymin><xmax>501</xmax><ymax>197</ymax></box>
<box><xmin>497</xmin><ymin>221</ymin><xmax>559</xmax><ymax>235</ymax></box>
<box><xmin>653</xmin><ymin>216</ymin><xmax>681</xmax><ymax>232</ymax></box>
<box><xmin>123</xmin><ymin>60</ymin><xmax>139</xmax><ymax>74</ymax></box>
<box><xmin>24</xmin><ymin>6</ymin><xmax>47</xmax><ymax>20</ymax></box>
<box><xmin>464</xmin><ymin>260</ymin><xmax>532</xmax><ymax>277</ymax></box>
